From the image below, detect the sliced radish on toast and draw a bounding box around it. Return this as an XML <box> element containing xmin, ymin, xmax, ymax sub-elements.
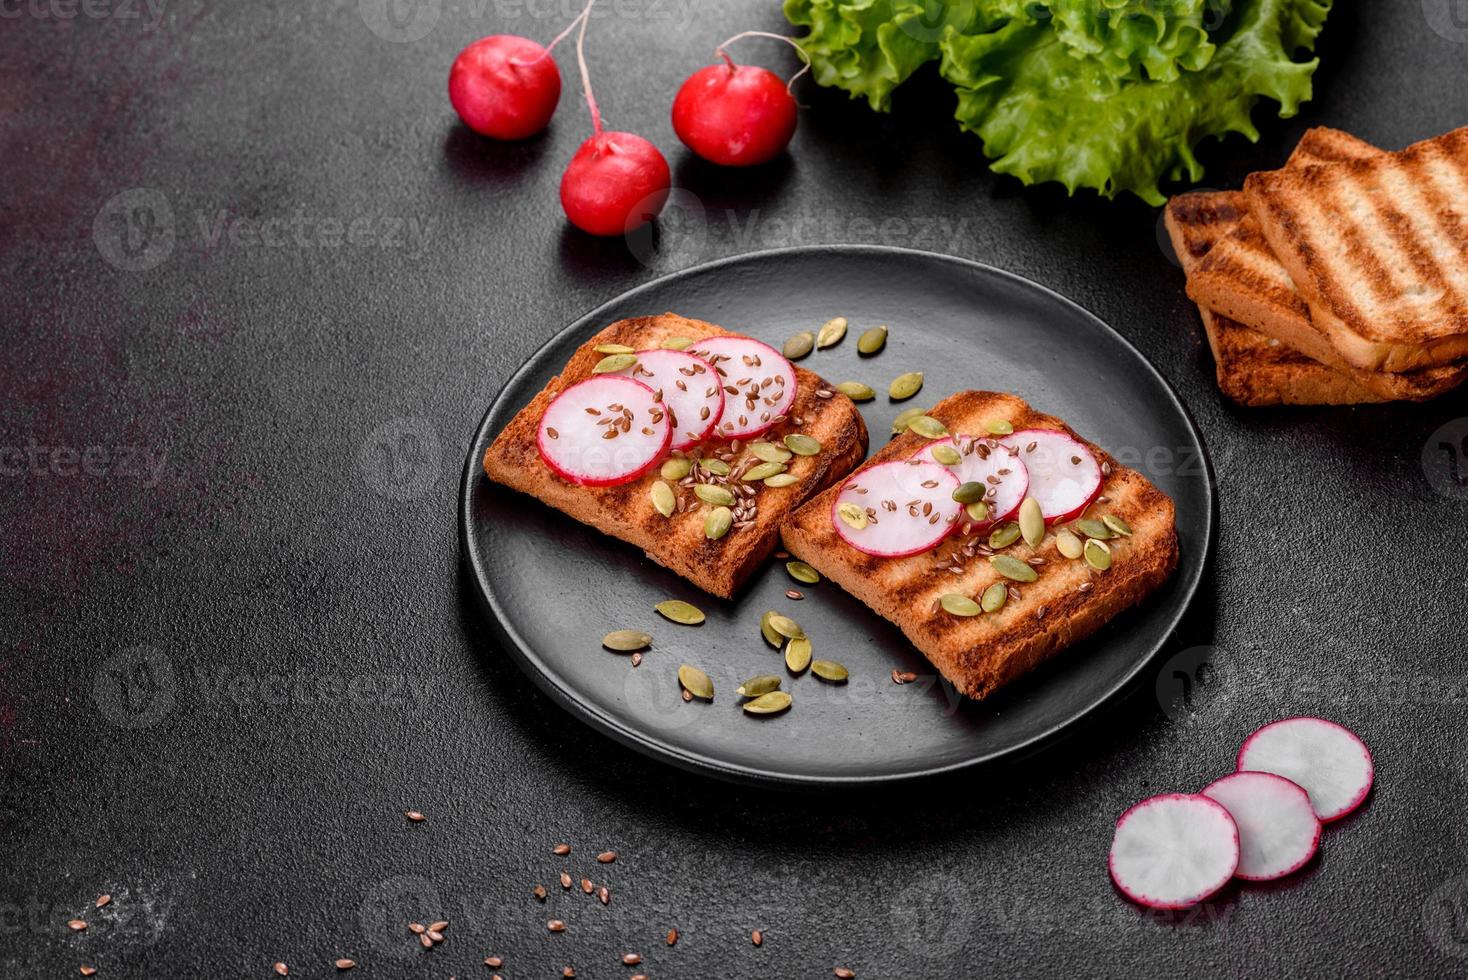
<box><xmin>1236</xmin><ymin>717</ymin><xmax>1374</xmax><ymax>822</ymax></box>
<box><xmin>831</xmin><ymin>460</ymin><xmax>961</xmax><ymax>557</ymax></box>
<box><xmin>614</xmin><ymin>348</ymin><xmax>724</xmax><ymax>451</ymax></box>
<box><xmin>1108</xmin><ymin>793</ymin><xmax>1240</xmax><ymax>910</ymax></box>
<box><xmin>537</xmin><ymin>376</ymin><xmax>671</xmax><ymax>487</ymax></box>
<box><xmin>685</xmin><ymin>336</ymin><xmax>796</xmax><ymax>440</ymax></box>
<box><xmin>999</xmin><ymin>429</ymin><xmax>1102</xmax><ymax>524</ymax></box>
<box><xmin>1202</xmin><ymin>771</ymin><xmax>1321</xmax><ymax>881</ymax></box>
<box><xmin>909</xmin><ymin>435</ymin><xmax>1029</xmax><ymax>530</ymax></box>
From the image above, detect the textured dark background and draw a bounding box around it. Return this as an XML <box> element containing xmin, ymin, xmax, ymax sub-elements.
<box><xmin>5</xmin><ymin>1</ymin><xmax>1468</xmax><ymax>976</ymax></box>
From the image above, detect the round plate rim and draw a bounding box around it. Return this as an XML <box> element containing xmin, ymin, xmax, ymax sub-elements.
<box><xmin>458</xmin><ymin>243</ymin><xmax>1217</xmax><ymax>788</ymax></box>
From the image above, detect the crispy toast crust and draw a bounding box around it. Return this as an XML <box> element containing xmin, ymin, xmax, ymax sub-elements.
<box><xmin>780</xmin><ymin>391</ymin><xmax>1179</xmax><ymax>701</ymax></box>
<box><xmin>482</xmin><ymin>314</ymin><xmax>869</xmax><ymax>598</ymax></box>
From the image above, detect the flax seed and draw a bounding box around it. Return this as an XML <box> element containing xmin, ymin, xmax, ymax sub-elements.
<box><xmin>623</xmin><ymin>953</ymin><xmax>643</xmax><ymax>965</ymax></box>
<box><xmin>534</xmin><ymin>884</ymin><xmax>547</xmax><ymax>901</ymax></box>
<box><xmin>405</xmin><ymin>810</ymin><xmax>425</xmax><ymax>822</ymax></box>
<box><xmin>752</xmin><ymin>929</ymin><xmax>764</xmax><ymax>946</ymax></box>
<box><xmin>667</xmin><ymin>928</ymin><xmax>679</xmax><ymax>946</ymax></box>
<box><xmin>335</xmin><ymin>959</ymin><xmax>356</xmax><ymax>971</ymax></box>
<box><xmin>560</xmin><ymin>872</ymin><xmax>573</xmax><ymax>889</ymax></box>
<box><xmin>274</xmin><ymin>964</ymin><xmax>289</xmax><ymax>976</ymax></box>
<box><xmin>548</xmin><ymin>920</ymin><xmax>566</xmax><ymax>933</ymax></box>
<box><xmin>95</xmin><ymin>896</ymin><xmax>111</xmax><ymax>909</ymax></box>
<box><xmin>68</xmin><ymin>920</ymin><xmax>87</xmax><ymax>931</ymax></box>
<box><xmin>597</xmin><ymin>851</ymin><xmax>617</xmax><ymax>864</ymax></box>
<box><xmin>485</xmin><ymin>956</ymin><xmax>504</xmax><ymax>968</ymax></box>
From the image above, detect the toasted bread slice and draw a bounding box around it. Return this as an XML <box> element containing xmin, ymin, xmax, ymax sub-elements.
<box><xmin>482</xmin><ymin>313</ymin><xmax>868</xmax><ymax>599</ymax></box>
<box><xmin>780</xmin><ymin>391</ymin><xmax>1178</xmax><ymax>701</ymax></box>
<box><xmin>1245</xmin><ymin>126</ymin><xmax>1468</xmax><ymax>372</ymax></box>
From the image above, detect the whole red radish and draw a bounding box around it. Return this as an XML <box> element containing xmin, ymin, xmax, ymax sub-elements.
<box><xmin>560</xmin><ymin>132</ymin><xmax>671</xmax><ymax>236</ymax></box>
<box><xmin>673</xmin><ymin>63</ymin><xmax>797</xmax><ymax>167</ymax></box>
<box><xmin>448</xmin><ymin>35</ymin><xmax>561</xmax><ymax>141</ymax></box>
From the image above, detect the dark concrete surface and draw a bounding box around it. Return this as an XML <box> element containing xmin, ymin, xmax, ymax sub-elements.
<box><xmin>4</xmin><ymin>1</ymin><xmax>1468</xmax><ymax>976</ymax></box>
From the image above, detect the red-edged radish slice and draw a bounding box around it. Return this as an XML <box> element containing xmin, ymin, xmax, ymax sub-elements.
<box><xmin>1108</xmin><ymin>793</ymin><xmax>1240</xmax><ymax>910</ymax></box>
<box><xmin>537</xmin><ymin>376</ymin><xmax>671</xmax><ymax>487</ymax></box>
<box><xmin>998</xmin><ymin>429</ymin><xmax>1102</xmax><ymax>524</ymax></box>
<box><xmin>1201</xmin><ymin>771</ymin><xmax>1321</xmax><ymax>881</ymax></box>
<box><xmin>909</xmin><ymin>435</ymin><xmax>1029</xmax><ymax>531</ymax></box>
<box><xmin>1236</xmin><ymin>717</ymin><xmax>1374</xmax><ymax>822</ymax></box>
<box><xmin>684</xmin><ymin>336</ymin><xmax>797</xmax><ymax>440</ymax></box>
<box><xmin>613</xmin><ymin>349</ymin><xmax>724</xmax><ymax>451</ymax></box>
<box><xmin>831</xmin><ymin>460</ymin><xmax>961</xmax><ymax>558</ymax></box>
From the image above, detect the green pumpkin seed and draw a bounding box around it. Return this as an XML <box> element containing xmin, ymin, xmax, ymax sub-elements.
<box><xmin>1056</xmin><ymin>529</ymin><xmax>1084</xmax><ymax>560</ymax></box>
<box><xmin>984</xmin><ymin>419</ymin><xmax>1014</xmax><ymax>435</ymax></box>
<box><xmin>742</xmin><ymin>461</ymin><xmax>787</xmax><ymax>482</ymax></box>
<box><xmin>1076</xmin><ymin>518</ymin><xmax>1114</xmax><ymax>540</ymax></box>
<box><xmin>857</xmin><ymin>325</ymin><xmax>888</xmax><ymax>355</ymax></box>
<box><xmin>759</xmin><ymin>610</ymin><xmax>783</xmax><ymax>648</ymax></box>
<box><xmin>931</xmin><ymin>445</ymin><xmax>962</xmax><ymax>466</ymax></box>
<box><xmin>907</xmin><ymin>416</ymin><xmax>948</xmax><ymax>440</ymax></box>
<box><xmin>951</xmin><ymin>481</ymin><xmax>986</xmax><ymax>504</ymax></box>
<box><xmin>888</xmin><ymin>372</ymin><xmax>924</xmax><ymax>401</ymax></box>
<box><xmin>940</xmin><ymin>594</ymin><xmax>981</xmax><ymax>617</ymax></box>
<box><xmin>990</xmin><ymin>554</ymin><xmax>1038</xmax><ymax>582</ymax></box>
<box><xmin>835</xmin><ymin>381</ymin><xmax>876</xmax><ymax>402</ymax></box>
<box><xmin>1084</xmin><ymin>538</ymin><xmax>1113</xmax><ymax>571</ymax></box>
<box><xmin>660</xmin><ymin>457</ymin><xmax>691</xmax><ymax>481</ymax></box>
<box><xmin>837</xmin><ymin>502</ymin><xmax>868</xmax><ymax>530</ymax></box>
<box><xmin>742</xmin><ymin>690</ymin><xmax>792</xmax><ymax>715</ymax></box>
<box><xmin>677</xmin><ymin>664</ymin><xmax>714</xmax><ymax>700</ymax></box>
<box><xmin>1103</xmin><ymin>514</ymin><xmax>1133</xmax><ymax>537</ymax></box>
<box><xmin>737</xmin><ymin>675</ymin><xmax>782</xmax><ymax>698</ymax></box>
<box><xmin>784</xmin><ymin>636</ymin><xmax>812</xmax><ymax>673</ymax></box>
<box><xmin>768</xmin><ymin>614</ymin><xmax>804</xmax><ymax>640</ymax></box>
<box><xmin>651</xmin><ymin>480</ymin><xmax>676</xmax><ymax>518</ymax></box>
<box><xmin>784</xmin><ymin>434</ymin><xmax>822</xmax><ymax>456</ymax></box>
<box><xmin>1019</xmin><ymin>498</ymin><xmax>1045</xmax><ymax>548</ymax></box>
<box><xmin>699</xmin><ymin>458</ymin><xmax>731</xmax><ymax>477</ymax></box>
<box><xmin>786</xmin><ymin>561</ymin><xmax>820</xmax><ymax>585</ymax></box>
<box><xmin>661</xmin><ymin>336</ymin><xmax>694</xmax><ymax>350</ymax></box>
<box><xmin>764</xmin><ymin>473</ymin><xmax>801</xmax><ymax>488</ymax></box>
<box><xmin>816</xmin><ymin>316</ymin><xmax>848</xmax><ymax>349</ymax></box>
<box><xmin>601</xmin><ymin>629</ymin><xmax>652</xmax><ymax>652</ymax></box>
<box><xmin>750</xmin><ymin>441</ymin><xmax>793</xmax><ymax>464</ymax></box>
<box><xmin>980</xmin><ymin>581</ymin><xmax>1008</xmax><ymax>613</ymax></box>
<box><xmin>783</xmin><ymin>332</ymin><xmax>815</xmax><ymax>360</ymax></box>
<box><xmin>594</xmin><ymin>343</ymin><xmax>636</xmax><ymax>355</ymax></box>
<box><xmin>966</xmin><ymin>501</ymin><xmax>991</xmax><ymax>523</ymax></box>
<box><xmin>988</xmin><ymin>522</ymin><xmax>1021</xmax><ymax>550</ymax></box>
<box><xmin>656</xmin><ymin>600</ymin><xmax>706</xmax><ymax>625</ymax></box>
<box><xmin>811</xmin><ymin>659</ymin><xmax>849</xmax><ymax>683</ymax></box>
<box><xmin>694</xmin><ymin>484</ymin><xmax>735</xmax><ymax>506</ymax></box>
<box><xmin>891</xmin><ymin>405</ymin><xmax>927</xmax><ymax>435</ymax></box>
<box><xmin>592</xmin><ymin>353</ymin><xmax>637</xmax><ymax>374</ymax></box>
<box><xmin>704</xmin><ymin>506</ymin><xmax>733</xmax><ymax>540</ymax></box>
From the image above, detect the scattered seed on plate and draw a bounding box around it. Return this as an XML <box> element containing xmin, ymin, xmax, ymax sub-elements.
<box><xmin>811</xmin><ymin>660</ymin><xmax>849</xmax><ymax>683</ymax></box>
<box><xmin>784</xmin><ymin>638</ymin><xmax>812</xmax><ymax>674</ymax></box>
<box><xmin>835</xmin><ymin>381</ymin><xmax>875</xmax><ymax>401</ymax></box>
<box><xmin>785</xmin><ymin>589</ymin><xmax>804</xmax><ymax>600</ymax></box>
<box><xmin>678</xmin><ymin>665</ymin><xmax>714</xmax><ymax>700</ymax></box>
<box><xmin>602</xmin><ymin>630</ymin><xmax>652</xmax><ymax>652</ymax></box>
<box><xmin>888</xmin><ymin>372</ymin><xmax>924</xmax><ymax>401</ymax></box>
<box><xmin>890</xmin><ymin>405</ymin><xmax>927</xmax><ymax>435</ymax></box>
<box><xmin>857</xmin><ymin>325</ymin><xmax>888</xmax><ymax>355</ymax></box>
<box><xmin>743</xmin><ymin>690</ymin><xmax>793</xmax><ymax>715</ymax></box>
<box><xmin>786</xmin><ymin>560</ymin><xmax>820</xmax><ymax>584</ymax></box>
<box><xmin>783</xmin><ymin>332</ymin><xmax>815</xmax><ymax>360</ymax></box>
<box><xmin>655</xmin><ymin>600</ymin><xmax>705</xmax><ymax>625</ymax></box>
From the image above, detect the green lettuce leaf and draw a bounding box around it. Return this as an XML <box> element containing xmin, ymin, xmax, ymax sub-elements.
<box><xmin>1048</xmin><ymin>0</ymin><xmax>1217</xmax><ymax>82</ymax></box>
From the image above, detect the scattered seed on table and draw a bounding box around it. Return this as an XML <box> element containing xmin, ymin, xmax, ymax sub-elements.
<box><xmin>667</xmin><ymin>928</ymin><xmax>679</xmax><ymax>946</ymax></box>
<box><xmin>548</xmin><ymin>920</ymin><xmax>567</xmax><ymax>933</ymax></box>
<box><xmin>419</xmin><ymin>934</ymin><xmax>432</xmax><ymax>949</ymax></box>
<box><xmin>405</xmin><ymin>810</ymin><xmax>425</xmax><ymax>823</ymax></box>
<box><xmin>597</xmin><ymin>850</ymin><xmax>618</xmax><ymax>864</ymax></box>
<box><xmin>598</xmin><ymin>886</ymin><xmax>610</xmax><ymax>906</ymax></box>
<box><xmin>80</xmin><ymin>968</ymin><xmax>97</xmax><ymax>977</ymax></box>
<box><xmin>562</xmin><ymin>968</ymin><xmax>576</xmax><ymax>978</ymax></box>
<box><xmin>429</xmin><ymin>920</ymin><xmax>447</xmax><ymax>933</ymax></box>
<box><xmin>95</xmin><ymin>895</ymin><xmax>111</xmax><ymax>909</ymax></box>
<box><xmin>560</xmin><ymin>872</ymin><xmax>573</xmax><ymax>889</ymax></box>
<box><xmin>580</xmin><ymin>878</ymin><xmax>593</xmax><ymax>894</ymax></box>
<box><xmin>408</xmin><ymin>923</ymin><xmax>426</xmax><ymax>934</ymax></box>
<box><xmin>533</xmin><ymin>884</ymin><xmax>547</xmax><ymax>901</ymax></box>
<box><xmin>554</xmin><ymin>843</ymin><xmax>571</xmax><ymax>856</ymax></box>
<box><xmin>786</xmin><ymin>590</ymin><xmax>803</xmax><ymax>600</ymax></box>
<box><xmin>623</xmin><ymin>953</ymin><xmax>643</xmax><ymax>965</ymax></box>
<box><xmin>68</xmin><ymin>920</ymin><xmax>87</xmax><ymax>931</ymax></box>
<box><xmin>630</xmin><ymin>652</ymin><xmax>643</xmax><ymax>667</ymax></box>
<box><xmin>835</xmin><ymin>969</ymin><xmax>856</xmax><ymax>979</ymax></box>
<box><xmin>752</xmin><ymin>929</ymin><xmax>764</xmax><ymax>946</ymax></box>
<box><xmin>484</xmin><ymin>956</ymin><xmax>504</xmax><ymax>968</ymax></box>
<box><xmin>426</xmin><ymin>930</ymin><xmax>444</xmax><ymax>943</ymax></box>
<box><xmin>273</xmin><ymin>965</ymin><xmax>289</xmax><ymax>977</ymax></box>
<box><xmin>334</xmin><ymin>959</ymin><xmax>356</xmax><ymax>971</ymax></box>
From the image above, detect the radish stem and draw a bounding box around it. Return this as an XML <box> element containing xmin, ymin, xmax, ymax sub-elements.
<box><xmin>574</xmin><ymin>0</ymin><xmax>602</xmax><ymax>136</ymax></box>
<box><xmin>510</xmin><ymin>0</ymin><xmax>593</xmax><ymax>67</ymax></box>
<box><xmin>714</xmin><ymin>30</ymin><xmax>811</xmax><ymax>93</ymax></box>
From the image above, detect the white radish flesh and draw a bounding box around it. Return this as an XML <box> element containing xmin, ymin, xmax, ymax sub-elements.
<box><xmin>831</xmin><ymin>460</ymin><xmax>961</xmax><ymax>558</ymax></box>
<box><xmin>999</xmin><ymin>429</ymin><xmax>1102</xmax><ymax>524</ymax></box>
<box><xmin>537</xmin><ymin>376</ymin><xmax>671</xmax><ymax>487</ymax></box>
<box><xmin>909</xmin><ymin>435</ymin><xmax>1029</xmax><ymax>530</ymax></box>
<box><xmin>1236</xmin><ymin>717</ymin><xmax>1374</xmax><ymax>822</ymax></box>
<box><xmin>1108</xmin><ymin>793</ymin><xmax>1240</xmax><ymax>910</ymax></box>
<box><xmin>614</xmin><ymin>348</ymin><xmax>724</xmax><ymax>451</ymax></box>
<box><xmin>1202</xmin><ymin>771</ymin><xmax>1321</xmax><ymax>881</ymax></box>
<box><xmin>684</xmin><ymin>336</ymin><xmax>797</xmax><ymax>440</ymax></box>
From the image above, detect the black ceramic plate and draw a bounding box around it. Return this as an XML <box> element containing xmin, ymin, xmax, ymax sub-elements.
<box><xmin>460</xmin><ymin>245</ymin><xmax>1214</xmax><ymax>787</ymax></box>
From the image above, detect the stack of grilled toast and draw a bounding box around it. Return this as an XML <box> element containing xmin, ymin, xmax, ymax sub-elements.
<box><xmin>1165</xmin><ymin>126</ymin><xmax>1468</xmax><ymax>406</ymax></box>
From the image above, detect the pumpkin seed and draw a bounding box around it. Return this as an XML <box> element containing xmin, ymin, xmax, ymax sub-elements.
<box><xmin>816</xmin><ymin>316</ymin><xmax>848</xmax><ymax>349</ymax></box>
<box><xmin>932</xmin><ymin>445</ymin><xmax>962</xmax><ymax>466</ymax></box>
<box><xmin>651</xmin><ymin>480</ymin><xmax>676</xmax><ymax>517</ymax></box>
<box><xmin>1103</xmin><ymin>514</ymin><xmax>1133</xmax><ymax>537</ymax></box>
<box><xmin>694</xmin><ymin>484</ymin><xmax>735</xmax><ymax>506</ymax></box>
<box><xmin>660</xmin><ymin>457</ymin><xmax>691</xmax><ymax>480</ymax></box>
<box><xmin>742</xmin><ymin>461</ymin><xmax>787</xmax><ymax>482</ymax></box>
<box><xmin>661</xmin><ymin>336</ymin><xmax>694</xmax><ymax>350</ymax></box>
<box><xmin>1019</xmin><ymin>497</ymin><xmax>1045</xmax><ymax>548</ymax></box>
<box><xmin>786</xmin><ymin>561</ymin><xmax>820</xmax><ymax>584</ymax></box>
<box><xmin>656</xmin><ymin>600</ymin><xmax>705</xmax><ymax>625</ymax></box>
<box><xmin>857</xmin><ymin>325</ymin><xmax>888</xmax><ymax>355</ymax></box>
<box><xmin>759</xmin><ymin>610</ymin><xmax>783</xmax><ymax>648</ymax></box>
<box><xmin>592</xmin><ymin>353</ymin><xmax>637</xmax><ymax>374</ymax></box>
<box><xmin>677</xmin><ymin>664</ymin><xmax>714</xmax><ymax>700</ymax></box>
<box><xmin>837</xmin><ymin>502</ymin><xmax>868</xmax><ymax>530</ymax></box>
<box><xmin>1076</xmin><ymin>518</ymin><xmax>1114</xmax><ymax>540</ymax></box>
<box><xmin>891</xmin><ymin>406</ymin><xmax>927</xmax><ymax>434</ymax></box>
<box><xmin>742</xmin><ymin>690</ymin><xmax>792</xmax><ymax>715</ymax></box>
<box><xmin>602</xmin><ymin>630</ymin><xmax>652</xmax><ymax>652</ymax></box>
<box><xmin>784</xmin><ymin>636</ymin><xmax>812</xmax><ymax>673</ymax></box>
<box><xmin>736</xmin><ymin>675</ymin><xmax>782</xmax><ymax>698</ymax></box>
<box><xmin>594</xmin><ymin>343</ymin><xmax>636</xmax><ymax>355</ymax></box>
<box><xmin>783</xmin><ymin>332</ymin><xmax>815</xmax><ymax>360</ymax></box>
<box><xmin>940</xmin><ymin>594</ymin><xmax>981</xmax><ymax>617</ymax></box>
<box><xmin>704</xmin><ymin>506</ymin><xmax>733</xmax><ymax>540</ymax></box>
<box><xmin>951</xmin><ymin>481</ymin><xmax>986</xmax><ymax>504</ymax></box>
<box><xmin>764</xmin><ymin>473</ymin><xmax>801</xmax><ymax>488</ymax></box>
<box><xmin>888</xmin><ymin>372</ymin><xmax>924</xmax><ymax>401</ymax></box>
<box><xmin>988</xmin><ymin>522</ymin><xmax>1021</xmax><ymax>550</ymax></box>
<box><xmin>984</xmin><ymin>419</ymin><xmax>1014</xmax><ymax>435</ymax></box>
<box><xmin>811</xmin><ymin>659</ymin><xmax>849</xmax><ymax>683</ymax></box>
<box><xmin>835</xmin><ymin>381</ymin><xmax>876</xmax><ymax>402</ymax></box>
<box><xmin>990</xmin><ymin>554</ymin><xmax>1038</xmax><ymax>582</ymax></box>
<box><xmin>966</xmin><ymin>501</ymin><xmax>991</xmax><ymax>523</ymax></box>
<box><xmin>750</xmin><ymin>441</ymin><xmax>793</xmax><ymax>463</ymax></box>
<box><xmin>1084</xmin><ymin>538</ymin><xmax>1113</xmax><ymax>571</ymax></box>
<box><xmin>1056</xmin><ymin>529</ymin><xmax>1084</xmax><ymax>559</ymax></box>
<box><xmin>784</xmin><ymin>434</ymin><xmax>822</xmax><ymax>456</ymax></box>
<box><xmin>700</xmin><ymin>458</ymin><xmax>731</xmax><ymax>477</ymax></box>
<box><xmin>907</xmin><ymin>416</ymin><xmax>949</xmax><ymax>440</ymax></box>
<box><xmin>980</xmin><ymin>581</ymin><xmax>1008</xmax><ymax>613</ymax></box>
<box><xmin>768</xmin><ymin>613</ymin><xmax>804</xmax><ymax>640</ymax></box>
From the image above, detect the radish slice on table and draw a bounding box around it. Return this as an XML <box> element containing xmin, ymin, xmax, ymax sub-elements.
<box><xmin>999</xmin><ymin>429</ymin><xmax>1102</xmax><ymax>524</ymax></box>
<box><xmin>832</xmin><ymin>460</ymin><xmax>961</xmax><ymax>557</ymax></box>
<box><xmin>1201</xmin><ymin>772</ymin><xmax>1321</xmax><ymax>881</ymax></box>
<box><xmin>1109</xmin><ymin>793</ymin><xmax>1240</xmax><ymax>910</ymax></box>
<box><xmin>613</xmin><ymin>349</ymin><xmax>724</xmax><ymax>451</ymax></box>
<box><xmin>683</xmin><ymin>336</ymin><xmax>796</xmax><ymax>440</ymax></box>
<box><xmin>909</xmin><ymin>436</ymin><xmax>1029</xmax><ymax>530</ymax></box>
<box><xmin>537</xmin><ymin>376</ymin><xmax>671</xmax><ymax>487</ymax></box>
<box><xmin>1236</xmin><ymin>717</ymin><xmax>1374</xmax><ymax>822</ymax></box>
